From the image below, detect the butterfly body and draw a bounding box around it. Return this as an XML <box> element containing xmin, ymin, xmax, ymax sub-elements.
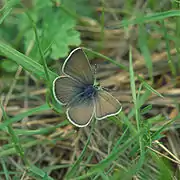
<box><xmin>53</xmin><ymin>47</ymin><xmax>122</xmax><ymax>127</ymax></box>
<box><xmin>81</xmin><ymin>84</ymin><xmax>97</xmax><ymax>98</ymax></box>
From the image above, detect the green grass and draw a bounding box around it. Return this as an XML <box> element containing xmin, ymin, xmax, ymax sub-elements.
<box><xmin>0</xmin><ymin>0</ymin><xmax>180</xmax><ymax>179</ymax></box>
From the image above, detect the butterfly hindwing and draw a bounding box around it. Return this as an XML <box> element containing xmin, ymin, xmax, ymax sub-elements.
<box><xmin>94</xmin><ymin>89</ymin><xmax>122</xmax><ymax>120</ymax></box>
<box><xmin>67</xmin><ymin>94</ymin><xmax>95</xmax><ymax>127</ymax></box>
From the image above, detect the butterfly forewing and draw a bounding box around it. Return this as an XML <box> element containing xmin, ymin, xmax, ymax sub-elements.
<box><xmin>53</xmin><ymin>76</ymin><xmax>82</xmax><ymax>105</ymax></box>
<box><xmin>94</xmin><ymin>90</ymin><xmax>122</xmax><ymax>120</ymax></box>
<box><xmin>63</xmin><ymin>48</ymin><xmax>94</xmax><ymax>85</ymax></box>
<box><xmin>67</xmin><ymin>95</ymin><xmax>95</xmax><ymax>127</ymax></box>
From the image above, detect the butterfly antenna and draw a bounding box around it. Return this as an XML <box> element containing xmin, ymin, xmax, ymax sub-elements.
<box><xmin>94</xmin><ymin>64</ymin><xmax>98</xmax><ymax>85</ymax></box>
<box><xmin>102</xmin><ymin>86</ymin><xmax>110</xmax><ymax>92</ymax></box>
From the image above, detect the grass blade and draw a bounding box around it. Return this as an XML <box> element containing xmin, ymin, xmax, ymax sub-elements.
<box><xmin>112</xmin><ymin>10</ymin><xmax>180</xmax><ymax>28</ymax></box>
<box><xmin>75</xmin><ymin>129</ymin><xmax>142</xmax><ymax>180</ymax></box>
<box><xmin>65</xmin><ymin>119</ymin><xmax>96</xmax><ymax>179</ymax></box>
<box><xmin>0</xmin><ymin>42</ymin><xmax>57</xmax><ymax>83</ymax></box>
<box><xmin>138</xmin><ymin>23</ymin><xmax>153</xmax><ymax>81</ymax></box>
<box><xmin>0</xmin><ymin>104</ymin><xmax>51</xmax><ymax>130</ymax></box>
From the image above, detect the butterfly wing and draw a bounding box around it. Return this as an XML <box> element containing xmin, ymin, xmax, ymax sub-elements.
<box><xmin>53</xmin><ymin>76</ymin><xmax>83</xmax><ymax>105</ymax></box>
<box><xmin>67</xmin><ymin>95</ymin><xmax>95</xmax><ymax>127</ymax></box>
<box><xmin>62</xmin><ymin>47</ymin><xmax>94</xmax><ymax>85</ymax></box>
<box><xmin>94</xmin><ymin>89</ymin><xmax>122</xmax><ymax>120</ymax></box>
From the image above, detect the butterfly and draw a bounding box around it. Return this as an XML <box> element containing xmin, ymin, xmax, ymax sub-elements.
<box><xmin>53</xmin><ymin>47</ymin><xmax>122</xmax><ymax>127</ymax></box>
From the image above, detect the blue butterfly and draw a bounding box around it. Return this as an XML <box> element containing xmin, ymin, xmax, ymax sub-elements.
<box><xmin>53</xmin><ymin>48</ymin><xmax>122</xmax><ymax>127</ymax></box>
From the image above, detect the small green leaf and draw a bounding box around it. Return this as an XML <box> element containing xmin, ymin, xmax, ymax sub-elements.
<box><xmin>29</xmin><ymin>165</ymin><xmax>54</xmax><ymax>180</ymax></box>
<box><xmin>141</xmin><ymin>104</ymin><xmax>152</xmax><ymax>115</ymax></box>
<box><xmin>138</xmin><ymin>76</ymin><xmax>164</xmax><ymax>98</ymax></box>
<box><xmin>1</xmin><ymin>59</ymin><xmax>18</xmax><ymax>72</ymax></box>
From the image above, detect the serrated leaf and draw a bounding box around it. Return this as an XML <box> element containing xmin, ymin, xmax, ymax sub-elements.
<box><xmin>18</xmin><ymin>0</ymin><xmax>81</xmax><ymax>60</ymax></box>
